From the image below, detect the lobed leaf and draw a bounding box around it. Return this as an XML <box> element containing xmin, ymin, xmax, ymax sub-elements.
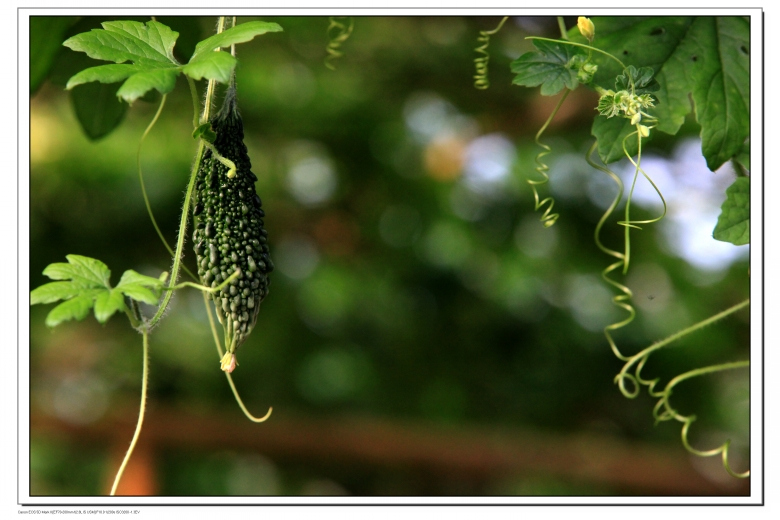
<box><xmin>190</xmin><ymin>21</ymin><xmax>282</xmax><ymax>61</ymax></box>
<box><xmin>117</xmin><ymin>269</ymin><xmax>166</xmax><ymax>289</ymax></box>
<box><xmin>32</xmin><ymin>257</ymin><xmax>168</xmax><ymax>327</ymax></box>
<box><xmin>94</xmin><ymin>288</ymin><xmax>127</xmax><ymax>323</ymax></box>
<box><xmin>63</xmin><ymin>20</ymin><xmax>178</xmax><ymax>66</ymax></box>
<box><xmin>511</xmin><ymin>39</ymin><xmax>586</xmax><ymax>96</ymax></box>
<box><xmin>181</xmin><ymin>51</ymin><xmax>237</xmax><ymax>83</ymax></box>
<box><xmin>42</xmin><ymin>255</ymin><xmax>111</xmax><ymax>288</ymax></box>
<box><xmin>116</xmin><ymin>269</ymin><xmax>165</xmax><ymax>305</ymax></box>
<box><xmin>115</xmin><ymin>67</ymin><xmax>179</xmax><ymax>103</ymax></box>
<box><xmin>30</xmin><ymin>281</ymin><xmax>81</xmax><ymax>305</ymax></box>
<box><xmin>66</xmin><ymin>63</ymin><xmax>149</xmax><ymax>89</ymax></box>
<box><xmin>101</xmin><ymin>20</ymin><xmax>180</xmax><ymax>63</ymax></box>
<box><xmin>45</xmin><ymin>292</ymin><xmax>100</xmax><ymax>328</ymax></box>
<box><xmin>570</xmin><ymin>16</ymin><xmax>749</xmax><ymax>169</ymax></box>
<box><xmin>63</xmin><ymin>20</ymin><xmax>182</xmax><ymax>103</ymax></box>
<box><xmin>713</xmin><ymin>176</ymin><xmax>750</xmax><ymax>245</ymax></box>
<box><xmin>614</xmin><ymin>65</ymin><xmax>660</xmax><ymax>94</ymax></box>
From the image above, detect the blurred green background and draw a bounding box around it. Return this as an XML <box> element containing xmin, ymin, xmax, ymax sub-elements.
<box><xmin>28</xmin><ymin>15</ymin><xmax>750</xmax><ymax>497</ymax></box>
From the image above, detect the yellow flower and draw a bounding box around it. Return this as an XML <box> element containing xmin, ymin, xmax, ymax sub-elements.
<box><xmin>578</xmin><ymin>17</ymin><xmax>595</xmax><ymax>42</ymax></box>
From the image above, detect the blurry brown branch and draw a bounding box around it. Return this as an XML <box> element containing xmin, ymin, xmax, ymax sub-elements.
<box><xmin>31</xmin><ymin>404</ymin><xmax>748</xmax><ymax>496</ymax></box>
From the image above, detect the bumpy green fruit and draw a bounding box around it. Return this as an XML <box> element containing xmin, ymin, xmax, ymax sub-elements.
<box><xmin>192</xmin><ymin>84</ymin><xmax>273</xmax><ymax>352</ymax></box>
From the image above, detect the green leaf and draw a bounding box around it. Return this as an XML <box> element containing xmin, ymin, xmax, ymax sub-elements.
<box><xmin>101</xmin><ymin>20</ymin><xmax>180</xmax><ymax>63</ymax></box>
<box><xmin>30</xmin><ymin>16</ymin><xmax>79</xmax><ymax>94</ymax></box>
<box><xmin>190</xmin><ymin>21</ymin><xmax>282</xmax><ymax>61</ymax></box>
<box><xmin>63</xmin><ymin>20</ymin><xmax>181</xmax><ymax>102</ymax></box>
<box><xmin>66</xmin><ymin>63</ymin><xmax>148</xmax><ymax>89</ymax></box>
<box><xmin>713</xmin><ymin>177</ymin><xmax>749</xmax><ymax>245</ymax></box>
<box><xmin>117</xmin><ymin>285</ymin><xmax>160</xmax><ymax>305</ymax></box>
<box><xmin>63</xmin><ymin>20</ymin><xmax>178</xmax><ymax>66</ymax></box>
<box><xmin>116</xmin><ymin>269</ymin><xmax>165</xmax><ymax>305</ymax></box>
<box><xmin>43</xmin><ymin>255</ymin><xmax>111</xmax><ymax>288</ymax></box>
<box><xmin>181</xmin><ymin>51</ymin><xmax>237</xmax><ymax>83</ymax></box>
<box><xmin>614</xmin><ymin>65</ymin><xmax>660</xmax><ymax>95</ymax></box>
<box><xmin>592</xmin><ymin>115</ymin><xmax>650</xmax><ymax>164</ymax></box>
<box><xmin>45</xmin><ymin>292</ymin><xmax>100</xmax><ymax>328</ymax></box>
<box><xmin>71</xmin><ymin>82</ymin><xmax>128</xmax><ymax>140</ymax></box>
<box><xmin>570</xmin><ymin>17</ymin><xmax>749</xmax><ymax>169</ymax></box>
<box><xmin>117</xmin><ymin>269</ymin><xmax>166</xmax><ymax>289</ymax></box>
<box><xmin>735</xmin><ymin>140</ymin><xmax>749</xmax><ymax>172</ymax></box>
<box><xmin>192</xmin><ymin>122</ymin><xmax>216</xmax><ymax>143</ymax></box>
<box><xmin>115</xmin><ymin>67</ymin><xmax>179</xmax><ymax>103</ymax></box>
<box><xmin>32</xmin><ymin>257</ymin><xmax>169</xmax><ymax>327</ymax></box>
<box><xmin>94</xmin><ymin>288</ymin><xmax>127</xmax><ymax>323</ymax></box>
<box><xmin>511</xmin><ymin>39</ymin><xmax>586</xmax><ymax>96</ymax></box>
<box><xmin>63</xmin><ymin>19</ymin><xmax>282</xmax><ymax>102</ymax></box>
<box><xmin>30</xmin><ymin>281</ymin><xmax>81</xmax><ymax>305</ymax></box>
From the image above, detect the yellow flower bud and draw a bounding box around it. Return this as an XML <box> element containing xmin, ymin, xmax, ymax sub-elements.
<box><xmin>220</xmin><ymin>352</ymin><xmax>237</xmax><ymax>373</ymax></box>
<box><xmin>638</xmin><ymin>124</ymin><xmax>650</xmax><ymax>138</ymax></box>
<box><xmin>578</xmin><ymin>17</ymin><xmax>595</xmax><ymax>42</ymax></box>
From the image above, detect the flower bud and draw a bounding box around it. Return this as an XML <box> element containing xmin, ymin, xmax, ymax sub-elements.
<box><xmin>220</xmin><ymin>352</ymin><xmax>237</xmax><ymax>373</ymax></box>
<box><xmin>578</xmin><ymin>17</ymin><xmax>595</xmax><ymax>42</ymax></box>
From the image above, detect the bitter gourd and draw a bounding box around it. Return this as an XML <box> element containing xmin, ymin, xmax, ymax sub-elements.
<box><xmin>192</xmin><ymin>83</ymin><xmax>273</xmax><ymax>359</ymax></box>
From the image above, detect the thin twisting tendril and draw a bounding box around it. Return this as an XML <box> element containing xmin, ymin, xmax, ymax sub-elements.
<box><xmin>652</xmin><ymin>357</ymin><xmax>750</xmax><ymax>478</ymax></box>
<box><xmin>586</xmin><ymin>143</ymin><xmax>635</xmax><ymax>369</ymax></box>
<box><xmin>136</xmin><ymin>95</ymin><xmax>198</xmax><ymax>282</ymax></box>
<box><xmin>473</xmin><ymin>16</ymin><xmax>509</xmax><ymax>90</ymax></box>
<box><xmin>325</xmin><ymin>17</ymin><xmax>354</xmax><ymax>71</ymax></box>
<box><xmin>617</xmin><ymin>299</ymin><xmax>750</xmax><ymax>402</ymax></box>
<box><xmin>529</xmin><ymin>89</ymin><xmax>569</xmax><ymax>227</ymax></box>
<box><xmin>618</xmin><ymin>126</ymin><xmax>667</xmax><ymax>274</ymax></box>
<box><xmin>588</xmin><ymin>126</ymin><xmax>749</xmax><ymax>474</ymax></box>
<box><xmin>574</xmin><ymin>40</ymin><xmax>748</xmax><ymax>477</ymax></box>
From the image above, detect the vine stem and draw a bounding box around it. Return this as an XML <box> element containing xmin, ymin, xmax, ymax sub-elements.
<box><xmin>526</xmin><ymin>36</ymin><xmax>627</xmax><ymax>70</ymax></box>
<box><xmin>147</xmin><ymin>140</ymin><xmax>204</xmax><ymax>329</ymax></box>
<box><xmin>147</xmin><ymin>17</ymin><xmax>231</xmax><ymax>329</ymax></box>
<box><xmin>110</xmin><ymin>328</ymin><xmax>150</xmax><ymax>495</ymax></box>
<box><xmin>556</xmin><ymin>17</ymin><xmax>568</xmax><ymax>40</ymax></box>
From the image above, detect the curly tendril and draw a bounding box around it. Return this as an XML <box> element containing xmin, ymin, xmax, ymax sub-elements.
<box><xmin>577</xmin><ymin>33</ymin><xmax>748</xmax><ymax>478</ymax></box>
<box><xmin>528</xmin><ymin>89</ymin><xmax>569</xmax><ymax>227</ymax></box>
<box><xmin>325</xmin><ymin>17</ymin><xmax>354</xmax><ymax>71</ymax></box>
<box><xmin>586</xmin><ymin>142</ymin><xmax>636</xmax><ymax>369</ymax></box>
<box><xmin>652</xmin><ymin>355</ymin><xmax>750</xmax><ymax>478</ymax></box>
<box><xmin>473</xmin><ymin>16</ymin><xmax>509</xmax><ymax>90</ymax></box>
<box><xmin>617</xmin><ymin>125</ymin><xmax>666</xmax><ymax>273</ymax></box>
<box><xmin>590</xmin><ymin>132</ymin><xmax>749</xmax><ymax>477</ymax></box>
